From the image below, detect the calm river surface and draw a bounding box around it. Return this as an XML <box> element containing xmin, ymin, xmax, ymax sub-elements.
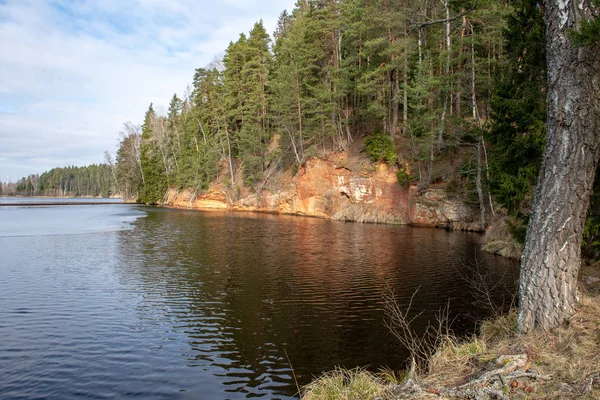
<box><xmin>0</xmin><ymin>200</ymin><xmax>517</xmax><ymax>399</ymax></box>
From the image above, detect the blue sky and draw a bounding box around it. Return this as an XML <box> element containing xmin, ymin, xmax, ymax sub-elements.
<box><xmin>0</xmin><ymin>0</ymin><xmax>296</xmax><ymax>182</ymax></box>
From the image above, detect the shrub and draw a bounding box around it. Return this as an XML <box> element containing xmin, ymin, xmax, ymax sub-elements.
<box><xmin>242</xmin><ymin>155</ymin><xmax>263</xmax><ymax>187</ymax></box>
<box><xmin>364</xmin><ymin>133</ymin><xmax>397</xmax><ymax>165</ymax></box>
<box><xmin>583</xmin><ymin>213</ymin><xmax>600</xmax><ymax>259</ymax></box>
<box><xmin>396</xmin><ymin>168</ymin><xmax>412</xmax><ymax>188</ymax></box>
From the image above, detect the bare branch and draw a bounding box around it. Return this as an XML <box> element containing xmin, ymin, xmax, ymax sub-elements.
<box><xmin>408</xmin><ymin>9</ymin><xmax>473</xmax><ymax>35</ymax></box>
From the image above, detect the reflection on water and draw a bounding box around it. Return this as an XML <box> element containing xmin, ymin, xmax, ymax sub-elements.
<box><xmin>0</xmin><ymin>206</ymin><xmax>517</xmax><ymax>399</ymax></box>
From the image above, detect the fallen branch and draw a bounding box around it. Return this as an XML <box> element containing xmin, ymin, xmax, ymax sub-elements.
<box><xmin>505</xmin><ymin>371</ymin><xmax>552</xmax><ymax>381</ymax></box>
<box><xmin>457</xmin><ymin>354</ymin><xmax>527</xmax><ymax>390</ymax></box>
<box><xmin>389</xmin><ymin>354</ymin><xmax>554</xmax><ymax>399</ymax></box>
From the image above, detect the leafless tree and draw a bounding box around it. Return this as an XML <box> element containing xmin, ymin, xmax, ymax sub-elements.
<box><xmin>383</xmin><ymin>286</ymin><xmax>452</xmax><ymax>374</ymax></box>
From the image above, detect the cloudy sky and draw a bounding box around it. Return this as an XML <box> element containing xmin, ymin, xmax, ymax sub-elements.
<box><xmin>0</xmin><ymin>0</ymin><xmax>296</xmax><ymax>182</ymax></box>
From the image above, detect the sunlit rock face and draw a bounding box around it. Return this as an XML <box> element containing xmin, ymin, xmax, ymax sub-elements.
<box><xmin>294</xmin><ymin>158</ymin><xmax>409</xmax><ymax>223</ymax></box>
<box><xmin>164</xmin><ymin>156</ymin><xmax>468</xmax><ymax>227</ymax></box>
<box><xmin>409</xmin><ymin>186</ymin><xmax>465</xmax><ymax>228</ymax></box>
<box><xmin>165</xmin><ymin>187</ymin><xmax>228</xmax><ymax>209</ymax></box>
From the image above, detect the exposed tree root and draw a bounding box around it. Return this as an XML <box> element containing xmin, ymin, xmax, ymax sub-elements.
<box><xmin>387</xmin><ymin>354</ymin><xmax>553</xmax><ymax>399</ymax></box>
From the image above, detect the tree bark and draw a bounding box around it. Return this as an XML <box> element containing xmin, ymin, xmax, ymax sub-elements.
<box><xmin>224</xmin><ymin>125</ymin><xmax>235</xmax><ymax>187</ymax></box>
<box><xmin>391</xmin><ymin>70</ymin><xmax>399</xmax><ymax>140</ymax></box>
<box><xmin>403</xmin><ymin>1</ymin><xmax>409</xmax><ymax>137</ymax></box>
<box><xmin>518</xmin><ymin>0</ymin><xmax>600</xmax><ymax>332</ymax></box>
<box><xmin>476</xmin><ymin>137</ymin><xmax>486</xmax><ymax>229</ymax></box>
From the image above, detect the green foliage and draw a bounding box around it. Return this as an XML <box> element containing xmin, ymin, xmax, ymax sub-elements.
<box><xmin>487</xmin><ymin>1</ymin><xmax>600</xmax><ymax>259</ymax></box>
<box><xmin>364</xmin><ymin>133</ymin><xmax>397</xmax><ymax>165</ymax></box>
<box><xmin>138</xmin><ymin>104</ymin><xmax>168</xmax><ymax>204</ymax></box>
<box><xmin>241</xmin><ymin>155</ymin><xmax>263</xmax><ymax>187</ymax></box>
<box><xmin>583</xmin><ymin>216</ymin><xmax>600</xmax><ymax>259</ymax></box>
<box><xmin>11</xmin><ymin>164</ymin><xmax>115</xmax><ymax>197</ymax></box>
<box><xmin>506</xmin><ymin>216</ymin><xmax>528</xmax><ymax>244</ymax></box>
<box><xmin>570</xmin><ymin>21</ymin><xmax>600</xmax><ymax>46</ymax></box>
<box><xmin>570</xmin><ymin>1</ymin><xmax>600</xmax><ymax>47</ymax></box>
<box><xmin>458</xmin><ymin>155</ymin><xmax>483</xmax><ymax>209</ymax></box>
<box><xmin>583</xmin><ymin>172</ymin><xmax>600</xmax><ymax>259</ymax></box>
<box><xmin>487</xmin><ymin>0</ymin><xmax>546</xmax><ymax>218</ymax></box>
<box><xmin>396</xmin><ymin>168</ymin><xmax>412</xmax><ymax>188</ymax></box>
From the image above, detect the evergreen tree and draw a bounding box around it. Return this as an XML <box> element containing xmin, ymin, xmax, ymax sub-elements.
<box><xmin>487</xmin><ymin>0</ymin><xmax>546</xmax><ymax>223</ymax></box>
<box><xmin>139</xmin><ymin>104</ymin><xmax>168</xmax><ymax>204</ymax></box>
<box><xmin>240</xmin><ymin>21</ymin><xmax>271</xmax><ymax>185</ymax></box>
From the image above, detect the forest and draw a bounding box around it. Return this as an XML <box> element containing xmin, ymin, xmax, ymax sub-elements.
<box><xmin>119</xmin><ymin>0</ymin><xmax>511</xmax><ymax>209</ymax></box>
<box><xmin>1</xmin><ymin>164</ymin><xmax>115</xmax><ymax>198</ymax></box>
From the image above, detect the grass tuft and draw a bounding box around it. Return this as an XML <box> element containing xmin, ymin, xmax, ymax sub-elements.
<box><xmin>332</xmin><ymin>204</ymin><xmax>404</xmax><ymax>224</ymax></box>
<box><xmin>426</xmin><ymin>336</ymin><xmax>487</xmax><ymax>386</ymax></box>
<box><xmin>482</xmin><ymin>216</ymin><xmax>523</xmax><ymax>259</ymax></box>
<box><xmin>480</xmin><ymin>309</ymin><xmax>518</xmax><ymax>344</ymax></box>
<box><xmin>300</xmin><ymin>367</ymin><xmax>389</xmax><ymax>400</ymax></box>
<box><xmin>377</xmin><ymin>367</ymin><xmax>409</xmax><ymax>385</ymax></box>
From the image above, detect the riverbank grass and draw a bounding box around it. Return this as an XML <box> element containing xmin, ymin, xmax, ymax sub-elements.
<box><xmin>301</xmin><ymin>367</ymin><xmax>391</xmax><ymax>400</ymax></box>
<box><xmin>301</xmin><ymin>290</ymin><xmax>600</xmax><ymax>399</ymax></box>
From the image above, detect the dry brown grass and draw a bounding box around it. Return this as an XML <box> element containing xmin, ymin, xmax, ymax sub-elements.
<box><xmin>303</xmin><ymin>291</ymin><xmax>600</xmax><ymax>399</ymax></box>
<box><xmin>506</xmin><ymin>294</ymin><xmax>600</xmax><ymax>397</ymax></box>
<box><xmin>424</xmin><ymin>336</ymin><xmax>488</xmax><ymax>387</ymax></box>
<box><xmin>482</xmin><ymin>216</ymin><xmax>523</xmax><ymax>259</ymax></box>
<box><xmin>331</xmin><ymin>204</ymin><xmax>404</xmax><ymax>224</ymax></box>
<box><xmin>479</xmin><ymin>309</ymin><xmax>519</xmax><ymax>344</ymax></box>
<box><xmin>300</xmin><ymin>368</ymin><xmax>391</xmax><ymax>400</ymax></box>
<box><xmin>423</xmin><ymin>293</ymin><xmax>600</xmax><ymax>398</ymax></box>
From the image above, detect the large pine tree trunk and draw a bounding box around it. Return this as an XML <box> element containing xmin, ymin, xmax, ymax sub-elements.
<box><xmin>518</xmin><ymin>0</ymin><xmax>600</xmax><ymax>332</ymax></box>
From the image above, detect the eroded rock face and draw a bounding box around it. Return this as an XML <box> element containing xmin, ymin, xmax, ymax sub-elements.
<box><xmin>163</xmin><ymin>157</ymin><xmax>468</xmax><ymax>227</ymax></box>
<box><xmin>165</xmin><ymin>187</ymin><xmax>227</xmax><ymax>209</ymax></box>
<box><xmin>409</xmin><ymin>186</ymin><xmax>465</xmax><ymax>227</ymax></box>
<box><xmin>295</xmin><ymin>158</ymin><xmax>409</xmax><ymax>223</ymax></box>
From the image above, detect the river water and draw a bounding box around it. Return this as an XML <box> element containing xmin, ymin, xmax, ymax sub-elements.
<box><xmin>0</xmin><ymin>200</ymin><xmax>517</xmax><ymax>399</ymax></box>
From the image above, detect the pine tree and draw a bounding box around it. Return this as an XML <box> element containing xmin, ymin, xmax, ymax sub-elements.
<box><xmin>487</xmin><ymin>0</ymin><xmax>545</xmax><ymax>233</ymax></box>
<box><xmin>139</xmin><ymin>104</ymin><xmax>168</xmax><ymax>204</ymax></box>
<box><xmin>239</xmin><ymin>21</ymin><xmax>271</xmax><ymax>185</ymax></box>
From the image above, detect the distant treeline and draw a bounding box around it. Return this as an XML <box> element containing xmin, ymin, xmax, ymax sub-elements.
<box><xmin>1</xmin><ymin>164</ymin><xmax>116</xmax><ymax>198</ymax></box>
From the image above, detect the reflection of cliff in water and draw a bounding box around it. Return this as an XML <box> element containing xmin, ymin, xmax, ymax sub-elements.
<box><xmin>115</xmin><ymin>208</ymin><xmax>517</xmax><ymax>398</ymax></box>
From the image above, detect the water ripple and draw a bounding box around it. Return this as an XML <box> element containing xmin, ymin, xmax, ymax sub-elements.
<box><xmin>0</xmin><ymin>207</ymin><xmax>517</xmax><ymax>399</ymax></box>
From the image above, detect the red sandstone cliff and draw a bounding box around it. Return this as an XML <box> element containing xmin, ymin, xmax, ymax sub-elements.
<box><xmin>164</xmin><ymin>154</ymin><xmax>473</xmax><ymax>228</ymax></box>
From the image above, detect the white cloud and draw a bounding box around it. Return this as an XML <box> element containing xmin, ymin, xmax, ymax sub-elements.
<box><xmin>0</xmin><ymin>0</ymin><xmax>296</xmax><ymax>181</ymax></box>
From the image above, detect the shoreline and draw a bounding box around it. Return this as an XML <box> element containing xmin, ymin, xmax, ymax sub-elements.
<box><xmin>158</xmin><ymin>200</ymin><xmax>480</xmax><ymax>231</ymax></box>
<box><xmin>0</xmin><ymin>195</ymin><xmax>123</xmax><ymax>199</ymax></box>
<box><xmin>0</xmin><ymin>202</ymin><xmax>131</xmax><ymax>206</ymax></box>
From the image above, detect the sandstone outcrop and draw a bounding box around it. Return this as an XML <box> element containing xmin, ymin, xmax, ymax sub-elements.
<box><xmin>163</xmin><ymin>156</ymin><xmax>470</xmax><ymax>227</ymax></box>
